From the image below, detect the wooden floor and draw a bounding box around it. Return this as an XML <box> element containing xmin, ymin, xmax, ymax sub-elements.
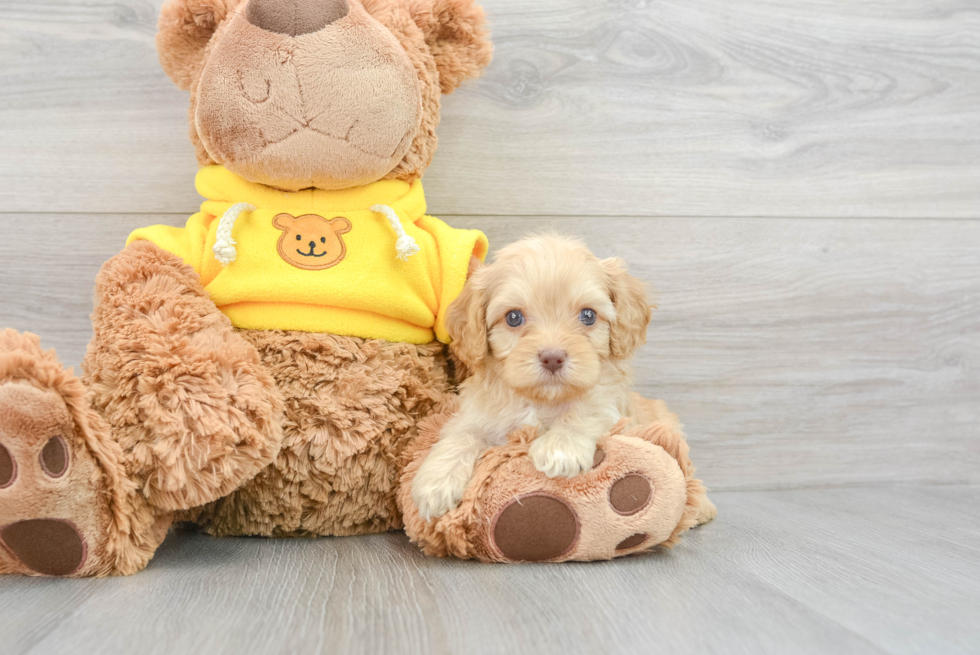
<box><xmin>1</xmin><ymin>486</ymin><xmax>977</xmax><ymax>655</ymax></box>
<box><xmin>1</xmin><ymin>0</ymin><xmax>978</xmax><ymax>652</ymax></box>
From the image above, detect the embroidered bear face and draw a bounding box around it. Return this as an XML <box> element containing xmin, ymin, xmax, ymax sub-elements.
<box><xmin>273</xmin><ymin>213</ymin><xmax>352</xmax><ymax>270</ymax></box>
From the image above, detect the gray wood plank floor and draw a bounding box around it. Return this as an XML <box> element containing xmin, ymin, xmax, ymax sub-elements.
<box><xmin>1</xmin><ymin>486</ymin><xmax>977</xmax><ymax>655</ymax></box>
<box><xmin>1</xmin><ymin>0</ymin><xmax>978</xmax><ymax>652</ymax></box>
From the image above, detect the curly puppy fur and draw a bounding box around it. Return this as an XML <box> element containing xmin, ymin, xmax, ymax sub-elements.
<box><xmin>411</xmin><ymin>235</ymin><xmax>654</xmax><ymax>520</ymax></box>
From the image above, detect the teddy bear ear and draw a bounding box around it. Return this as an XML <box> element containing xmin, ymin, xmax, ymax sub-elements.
<box><xmin>364</xmin><ymin>0</ymin><xmax>493</xmax><ymax>94</ymax></box>
<box><xmin>415</xmin><ymin>0</ymin><xmax>493</xmax><ymax>94</ymax></box>
<box><xmin>156</xmin><ymin>0</ymin><xmax>242</xmax><ymax>90</ymax></box>
<box><xmin>419</xmin><ymin>0</ymin><xmax>493</xmax><ymax>94</ymax></box>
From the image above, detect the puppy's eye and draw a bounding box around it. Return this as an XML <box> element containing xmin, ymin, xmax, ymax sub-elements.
<box><xmin>296</xmin><ymin>234</ymin><xmax>302</xmax><ymax>241</ymax></box>
<box><xmin>505</xmin><ymin>310</ymin><xmax>524</xmax><ymax>328</ymax></box>
<box><xmin>320</xmin><ymin>237</ymin><xmax>326</xmax><ymax>244</ymax></box>
<box><xmin>579</xmin><ymin>308</ymin><xmax>597</xmax><ymax>326</ymax></box>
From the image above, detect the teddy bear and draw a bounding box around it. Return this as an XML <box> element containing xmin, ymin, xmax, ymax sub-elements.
<box><xmin>0</xmin><ymin>0</ymin><xmax>714</xmax><ymax>577</ymax></box>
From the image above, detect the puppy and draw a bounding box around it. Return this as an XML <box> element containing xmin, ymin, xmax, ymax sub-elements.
<box><xmin>412</xmin><ymin>234</ymin><xmax>652</xmax><ymax>520</ymax></box>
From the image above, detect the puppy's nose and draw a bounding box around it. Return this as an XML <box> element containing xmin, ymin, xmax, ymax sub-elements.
<box><xmin>245</xmin><ymin>0</ymin><xmax>350</xmax><ymax>36</ymax></box>
<box><xmin>538</xmin><ymin>350</ymin><xmax>567</xmax><ymax>373</ymax></box>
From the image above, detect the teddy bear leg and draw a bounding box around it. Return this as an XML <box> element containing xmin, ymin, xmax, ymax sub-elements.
<box><xmin>187</xmin><ymin>334</ymin><xmax>451</xmax><ymax>537</ymax></box>
<box><xmin>81</xmin><ymin>241</ymin><xmax>284</xmax><ymax>513</ymax></box>
<box><xmin>0</xmin><ymin>330</ymin><xmax>168</xmax><ymax>576</ymax></box>
<box><xmin>400</xmin><ymin>398</ymin><xmax>714</xmax><ymax>562</ymax></box>
<box><xmin>632</xmin><ymin>394</ymin><xmax>716</xmax><ymax>527</ymax></box>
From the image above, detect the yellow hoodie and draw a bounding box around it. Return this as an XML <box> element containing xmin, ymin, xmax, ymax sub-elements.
<box><xmin>128</xmin><ymin>166</ymin><xmax>487</xmax><ymax>344</ymax></box>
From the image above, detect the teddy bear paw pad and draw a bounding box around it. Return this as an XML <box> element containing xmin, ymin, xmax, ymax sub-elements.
<box><xmin>482</xmin><ymin>435</ymin><xmax>688</xmax><ymax>562</ymax></box>
<box><xmin>608</xmin><ymin>473</ymin><xmax>652</xmax><ymax>515</ymax></box>
<box><xmin>492</xmin><ymin>493</ymin><xmax>580</xmax><ymax>561</ymax></box>
<box><xmin>0</xmin><ymin>381</ymin><xmax>110</xmax><ymax>577</ymax></box>
<box><xmin>1</xmin><ymin>519</ymin><xmax>87</xmax><ymax>576</ymax></box>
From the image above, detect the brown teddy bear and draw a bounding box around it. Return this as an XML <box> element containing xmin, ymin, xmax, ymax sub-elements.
<box><xmin>0</xmin><ymin>0</ymin><xmax>713</xmax><ymax>577</ymax></box>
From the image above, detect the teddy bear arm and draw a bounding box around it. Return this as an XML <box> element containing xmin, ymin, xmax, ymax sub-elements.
<box><xmin>81</xmin><ymin>241</ymin><xmax>285</xmax><ymax>512</ymax></box>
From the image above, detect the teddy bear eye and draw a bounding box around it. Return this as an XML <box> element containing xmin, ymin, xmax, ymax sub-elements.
<box><xmin>505</xmin><ymin>310</ymin><xmax>524</xmax><ymax>328</ymax></box>
<box><xmin>579</xmin><ymin>308</ymin><xmax>597</xmax><ymax>326</ymax></box>
<box><xmin>296</xmin><ymin>234</ymin><xmax>302</xmax><ymax>241</ymax></box>
<box><xmin>320</xmin><ymin>237</ymin><xmax>326</xmax><ymax>244</ymax></box>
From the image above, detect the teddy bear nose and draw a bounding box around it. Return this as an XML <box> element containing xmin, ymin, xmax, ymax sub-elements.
<box><xmin>538</xmin><ymin>349</ymin><xmax>567</xmax><ymax>373</ymax></box>
<box><xmin>245</xmin><ymin>0</ymin><xmax>350</xmax><ymax>36</ymax></box>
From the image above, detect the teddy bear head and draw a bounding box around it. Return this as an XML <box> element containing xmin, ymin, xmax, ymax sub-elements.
<box><xmin>156</xmin><ymin>0</ymin><xmax>492</xmax><ymax>191</ymax></box>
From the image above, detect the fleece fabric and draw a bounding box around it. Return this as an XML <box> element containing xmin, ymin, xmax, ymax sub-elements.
<box><xmin>127</xmin><ymin>165</ymin><xmax>488</xmax><ymax>343</ymax></box>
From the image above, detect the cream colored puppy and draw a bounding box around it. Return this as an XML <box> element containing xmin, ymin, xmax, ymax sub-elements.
<box><xmin>412</xmin><ymin>235</ymin><xmax>652</xmax><ymax>520</ymax></box>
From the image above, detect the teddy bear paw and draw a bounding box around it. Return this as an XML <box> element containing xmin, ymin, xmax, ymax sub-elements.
<box><xmin>482</xmin><ymin>434</ymin><xmax>690</xmax><ymax>562</ymax></box>
<box><xmin>0</xmin><ymin>380</ymin><xmax>110</xmax><ymax>576</ymax></box>
<box><xmin>401</xmin><ymin>407</ymin><xmax>711</xmax><ymax>563</ymax></box>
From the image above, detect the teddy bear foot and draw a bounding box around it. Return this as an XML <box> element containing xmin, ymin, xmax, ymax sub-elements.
<box><xmin>0</xmin><ymin>330</ymin><xmax>162</xmax><ymax>577</ymax></box>
<box><xmin>399</xmin><ymin>405</ymin><xmax>714</xmax><ymax>563</ymax></box>
<box><xmin>484</xmin><ymin>435</ymin><xmax>689</xmax><ymax>561</ymax></box>
<box><xmin>0</xmin><ymin>380</ymin><xmax>109</xmax><ymax>576</ymax></box>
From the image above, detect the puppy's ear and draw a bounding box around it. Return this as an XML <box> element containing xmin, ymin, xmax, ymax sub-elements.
<box><xmin>446</xmin><ymin>264</ymin><xmax>489</xmax><ymax>369</ymax></box>
<box><xmin>600</xmin><ymin>257</ymin><xmax>652</xmax><ymax>359</ymax></box>
<box><xmin>157</xmin><ymin>0</ymin><xmax>241</xmax><ymax>90</ymax></box>
<box><xmin>363</xmin><ymin>0</ymin><xmax>493</xmax><ymax>94</ymax></box>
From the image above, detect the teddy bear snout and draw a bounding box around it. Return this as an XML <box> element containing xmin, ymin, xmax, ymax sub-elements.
<box><xmin>245</xmin><ymin>0</ymin><xmax>350</xmax><ymax>37</ymax></box>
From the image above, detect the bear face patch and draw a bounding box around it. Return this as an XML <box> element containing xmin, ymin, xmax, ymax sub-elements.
<box><xmin>273</xmin><ymin>213</ymin><xmax>351</xmax><ymax>270</ymax></box>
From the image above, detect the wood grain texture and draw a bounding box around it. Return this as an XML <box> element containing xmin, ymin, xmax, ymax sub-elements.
<box><xmin>0</xmin><ymin>486</ymin><xmax>977</xmax><ymax>655</ymax></box>
<box><xmin>1</xmin><ymin>0</ymin><xmax>979</xmax><ymax>216</ymax></box>
<box><xmin>0</xmin><ymin>214</ymin><xmax>977</xmax><ymax>491</ymax></box>
<box><xmin>2</xmin><ymin>0</ymin><xmax>978</xmax><ymax>651</ymax></box>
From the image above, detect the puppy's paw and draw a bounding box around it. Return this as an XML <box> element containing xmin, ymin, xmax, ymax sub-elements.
<box><xmin>411</xmin><ymin>460</ymin><xmax>473</xmax><ymax>521</ymax></box>
<box><xmin>529</xmin><ymin>431</ymin><xmax>596</xmax><ymax>478</ymax></box>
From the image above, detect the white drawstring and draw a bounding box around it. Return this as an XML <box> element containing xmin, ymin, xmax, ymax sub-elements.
<box><xmin>371</xmin><ymin>204</ymin><xmax>420</xmax><ymax>261</ymax></box>
<box><xmin>212</xmin><ymin>202</ymin><xmax>256</xmax><ymax>266</ymax></box>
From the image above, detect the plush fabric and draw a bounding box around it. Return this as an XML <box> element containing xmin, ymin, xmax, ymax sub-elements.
<box><xmin>178</xmin><ymin>330</ymin><xmax>452</xmax><ymax>536</ymax></box>
<box><xmin>195</xmin><ymin>0</ymin><xmax>423</xmax><ymax>190</ymax></box>
<box><xmin>0</xmin><ymin>330</ymin><xmax>165</xmax><ymax>577</ymax></box>
<box><xmin>82</xmin><ymin>241</ymin><xmax>286</xmax><ymax>514</ymax></box>
<box><xmin>156</xmin><ymin>0</ymin><xmax>492</xmax><ymax>190</ymax></box>
<box><xmin>245</xmin><ymin>0</ymin><xmax>351</xmax><ymax>36</ymax></box>
<box><xmin>0</xmin><ymin>0</ymin><xmax>713</xmax><ymax>578</ymax></box>
<box><xmin>397</xmin><ymin>394</ymin><xmax>716</xmax><ymax>562</ymax></box>
<box><xmin>127</xmin><ymin>166</ymin><xmax>488</xmax><ymax>342</ymax></box>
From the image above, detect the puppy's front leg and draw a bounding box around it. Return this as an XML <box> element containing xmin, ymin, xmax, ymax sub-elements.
<box><xmin>412</xmin><ymin>430</ymin><xmax>484</xmax><ymax>521</ymax></box>
<box><xmin>529</xmin><ymin>428</ymin><xmax>596</xmax><ymax>478</ymax></box>
<box><xmin>529</xmin><ymin>412</ymin><xmax>613</xmax><ymax>478</ymax></box>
